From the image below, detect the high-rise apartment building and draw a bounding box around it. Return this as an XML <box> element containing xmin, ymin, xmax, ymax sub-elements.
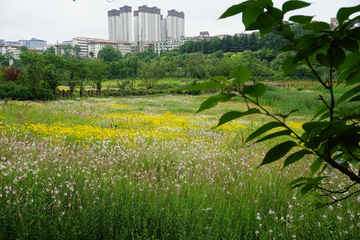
<box><xmin>108</xmin><ymin>6</ymin><xmax>133</xmax><ymax>42</ymax></box>
<box><xmin>119</xmin><ymin>6</ymin><xmax>133</xmax><ymax>42</ymax></box>
<box><xmin>166</xmin><ymin>10</ymin><xmax>185</xmax><ymax>40</ymax></box>
<box><xmin>134</xmin><ymin>5</ymin><xmax>163</xmax><ymax>43</ymax></box>
<box><xmin>108</xmin><ymin>5</ymin><xmax>185</xmax><ymax>45</ymax></box>
<box><xmin>108</xmin><ymin>9</ymin><xmax>120</xmax><ymax>40</ymax></box>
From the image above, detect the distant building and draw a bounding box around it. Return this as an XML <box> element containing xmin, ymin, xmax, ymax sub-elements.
<box><xmin>72</xmin><ymin>37</ymin><xmax>102</xmax><ymax>58</ymax></box>
<box><xmin>63</xmin><ymin>40</ymin><xmax>73</xmax><ymax>45</ymax></box>
<box><xmin>0</xmin><ymin>39</ymin><xmax>4</xmax><ymax>55</ymax></box>
<box><xmin>1</xmin><ymin>44</ymin><xmax>43</xmax><ymax>60</ymax></box>
<box><xmin>87</xmin><ymin>39</ymin><xmax>135</xmax><ymax>58</ymax></box>
<box><xmin>4</xmin><ymin>41</ymin><xmax>21</xmax><ymax>46</ymax></box>
<box><xmin>330</xmin><ymin>18</ymin><xmax>339</xmax><ymax>28</ymax></box>
<box><xmin>154</xmin><ymin>38</ymin><xmax>187</xmax><ymax>55</ymax></box>
<box><xmin>134</xmin><ymin>5</ymin><xmax>163</xmax><ymax>43</ymax></box>
<box><xmin>19</xmin><ymin>38</ymin><xmax>47</xmax><ymax>50</ymax></box>
<box><xmin>108</xmin><ymin>9</ymin><xmax>121</xmax><ymax>41</ymax></box>
<box><xmin>53</xmin><ymin>43</ymin><xmax>72</xmax><ymax>55</ymax></box>
<box><xmin>165</xmin><ymin>10</ymin><xmax>185</xmax><ymax>40</ymax></box>
<box><xmin>108</xmin><ymin>6</ymin><xmax>133</xmax><ymax>42</ymax></box>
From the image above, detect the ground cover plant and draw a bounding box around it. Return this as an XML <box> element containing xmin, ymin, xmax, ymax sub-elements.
<box><xmin>0</xmin><ymin>96</ymin><xmax>359</xmax><ymax>239</ymax></box>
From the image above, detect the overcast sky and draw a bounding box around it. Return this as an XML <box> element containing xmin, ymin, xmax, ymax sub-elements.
<box><xmin>1</xmin><ymin>0</ymin><xmax>359</xmax><ymax>45</ymax></box>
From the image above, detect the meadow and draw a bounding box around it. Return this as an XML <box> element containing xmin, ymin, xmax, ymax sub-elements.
<box><xmin>0</xmin><ymin>93</ymin><xmax>359</xmax><ymax>239</ymax></box>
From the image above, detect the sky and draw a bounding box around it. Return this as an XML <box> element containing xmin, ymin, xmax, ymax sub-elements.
<box><xmin>1</xmin><ymin>0</ymin><xmax>359</xmax><ymax>45</ymax></box>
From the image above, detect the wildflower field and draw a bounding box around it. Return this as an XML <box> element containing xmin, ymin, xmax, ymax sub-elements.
<box><xmin>0</xmin><ymin>95</ymin><xmax>359</xmax><ymax>239</ymax></box>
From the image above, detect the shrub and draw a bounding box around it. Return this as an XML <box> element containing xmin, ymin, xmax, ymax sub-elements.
<box><xmin>0</xmin><ymin>82</ymin><xmax>32</xmax><ymax>100</ymax></box>
<box><xmin>35</xmin><ymin>87</ymin><xmax>54</xmax><ymax>100</ymax></box>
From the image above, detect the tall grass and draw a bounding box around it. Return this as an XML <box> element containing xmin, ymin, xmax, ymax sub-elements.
<box><xmin>0</xmin><ymin>96</ymin><xmax>359</xmax><ymax>239</ymax></box>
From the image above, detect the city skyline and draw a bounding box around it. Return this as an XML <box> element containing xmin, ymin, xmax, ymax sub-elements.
<box><xmin>1</xmin><ymin>0</ymin><xmax>360</xmax><ymax>45</ymax></box>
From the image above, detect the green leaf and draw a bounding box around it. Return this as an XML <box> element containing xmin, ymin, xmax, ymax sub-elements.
<box><xmin>287</xmin><ymin>177</ymin><xmax>307</xmax><ymax>187</ymax></box>
<box><xmin>349</xmin><ymin>95</ymin><xmax>360</xmax><ymax>102</ymax></box>
<box><xmin>256</xmin><ymin>130</ymin><xmax>292</xmax><ymax>143</ymax></box>
<box><xmin>241</xmin><ymin>83</ymin><xmax>267</xmax><ymax>99</ymax></box>
<box><xmin>219</xmin><ymin>4</ymin><xmax>247</xmax><ymax>19</ymax></box>
<box><xmin>215</xmin><ymin>109</ymin><xmax>260</xmax><ymax>128</ymax></box>
<box><xmin>282</xmin><ymin>0</ymin><xmax>311</xmax><ymax>14</ymax></box>
<box><xmin>211</xmin><ymin>76</ymin><xmax>228</xmax><ymax>83</ymax></box>
<box><xmin>336</xmin><ymin>67</ymin><xmax>356</xmax><ymax>86</ymax></box>
<box><xmin>187</xmin><ymin>82</ymin><xmax>226</xmax><ymax>90</ymax></box>
<box><xmin>338</xmin><ymin>38</ymin><xmax>359</xmax><ymax>53</ymax></box>
<box><xmin>267</xmin><ymin>6</ymin><xmax>283</xmax><ymax>23</ymax></box>
<box><xmin>196</xmin><ymin>93</ymin><xmax>236</xmax><ymax>114</ymax></box>
<box><xmin>279</xmin><ymin>45</ymin><xmax>295</xmax><ymax>51</ymax></box>
<box><xmin>304</xmin><ymin>137</ymin><xmax>322</xmax><ymax>149</ymax></box>
<box><xmin>300</xmin><ymin>185</ymin><xmax>313</xmax><ymax>196</ymax></box>
<box><xmin>246</xmin><ymin>121</ymin><xmax>284</xmax><ymax>143</ymax></box>
<box><xmin>337</xmin><ymin>52</ymin><xmax>360</xmax><ymax>72</ymax></box>
<box><xmin>336</xmin><ymin>85</ymin><xmax>360</xmax><ymax>106</ymax></box>
<box><xmin>284</xmin><ymin>149</ymin><xmax>313</xmax><ymax>169</ymax></box>
<box><xmin>247</xmin><ymin>20</ymin><xmax>275</xmax><ymax>30</ymax></box>
<box><xmin>282</xmin><ymin>57</ymin><xmax>298</xmax><ymax>76</ymax></box>
<box><xmin>345</xmin><ymin>73</ymin><xmax>360</xmax><ymax>86</ymax></box>
<box><xmin>289</xmin><ymin>15</ymin><xmax>314</xmax><ymax>24</ymax></box>
<box><xmin>316</xmin><ymin>54</ymin><xmax>330</xmax><ymax>68</ymax></box>
<box><xmin>242</xmin><ymin>0</ymin><xmax>271</xmax><ymax>8</ymax></box>
<box><xmin>327</xmin><ymin>45</ymin><xmax>346</xmax><ymax>70</ymax></box>
<box><xmin>229</xmin><ymin>65</ymin><xmax>252</xmax><ymax>86</ymax></box>
<box><xmin>337</xmin><ymin>4</ymin><xmax>360</xmax><ymax>25</ymax></box>
<box><xmin>259</xmin><ymin>26</ymin><xmax>274</xmax><ymax>37</ymax></box>
<box><xmin>260</xmin><ymin>141</ymin><xmax>297</xmax><ymax>166</ymax></box>
<box><xmin>312</xmin><ymin>104</ymin><xmax>328</xmax><ymax>120</ymax></box>
<box><xmin>349</xmin><ymin>27</ymin><xmax>360</xmax><ymax>40</ymax></box>
<box><xmin>243</xmin><ymin>7</ymin><xmax>264</xmax><ymax>29</ymax></box>
<box><xmin>293</xmin><ymin>44</ymin><xmax>323</xmax><ymax>64</ymax></box>
<box><xmin>311</xmin><ymin>158</ymin><xmax>324</xmax><ymax>175</ymax></box>
<box><xmin>302</xmin><ymin>22</ymin><xmax>331</xmax><ymax>31</ymax></box>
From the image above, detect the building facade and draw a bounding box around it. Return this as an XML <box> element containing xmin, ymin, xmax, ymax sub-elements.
<box><xmin>119</xmin><ymin>6</ymin><xmax>133</xmax><ymax>42</ymax></box>
<box><xmin>165</xmin><ymin>10</ymin><xmax>185</xmax><ymax>40</ymax></box>
<box><xmin>154</xmin><ymin>38</ymin><xmax>187</xmax><ymax>55</ymax></box>
<box><xmin>72</xmin><ymin>37</ymin><xmax>102</xmax><ymax>58</ymax></box>
<box><xmin>134</xmin><ymin>5</ymin><xmax>163</xmax><ymax>43</ymax></box>
<box><xmin>108</xmin><ymin>9</ymin><xmax>120</xmax><ymax>40</ymax></box>
<box><xmin>19</xmin><ymin>38</ymin><xmax>47</xmax><ymax>49</ymax></box>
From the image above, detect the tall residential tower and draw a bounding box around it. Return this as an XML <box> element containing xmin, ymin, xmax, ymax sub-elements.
<box><xmin>134</xmin><ymin>5</ymin><xmax>163</xmax><ymax>43</ymax></box>
<box><xmin>165</xmin><ymin>10</ymin><xmax>185</xmax><ymax>40</ymax></box>
<box><xmin>108</xmin><ymin>6</ymin><xmax>133</xmax><ymax>42</ymax></box>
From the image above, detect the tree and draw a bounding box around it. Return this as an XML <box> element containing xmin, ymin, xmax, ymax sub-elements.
<box><xmin>73</xmin><ymin>45</ymin><xmax>81</xmax><ymax>58</ymax></box>
<box><xmin>20</xmin><ymin>46</ymin><xmax>28</xmax><ymax>52</ymax></box>
<box><xmin>97</xmin><ymin>45</ymin><xmax>122</xmax><ymax>62</ymax></box>
<box><xmin>190</xmin><ymin>0</ymin><xmax>360</xmax><ymax>208</ymax></box>
<box><xmin>43</xmin><ymin>46</ymin><xmax>56</xmax><ymax>55</ymax></box>
<box><xmin>139</xmin><ymin>60</ymin><xmax>166</xmax><ymax>89</ymax></box>
<box><xmin>87</xmin><ymin>59</ymin><xmax>108</xmax><ymax>95</ymax></box>
<box><xmin>19</xmin><ymin>51</ymin><xmax>46</xmax><ymax>100</ymax></box>
<box><xmin>43</xmin><ymin>53</ymin><xmax>65</xmax><ymax>96</ymax></box>
<box><xmin>61</xmin><ymin>44</ymin><xmax>73</xmax><ymax>58</ymax></box>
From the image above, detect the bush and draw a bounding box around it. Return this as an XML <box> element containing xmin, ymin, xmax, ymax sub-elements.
<box><xmin>0</xmin><ymin>82</ymin><xmax>32</xmax><ymax>100</ymax></box>
<box><xmin>35</xmin><ymin>87</ymin><xmax>54</xmax><ymax>100</ymax></box>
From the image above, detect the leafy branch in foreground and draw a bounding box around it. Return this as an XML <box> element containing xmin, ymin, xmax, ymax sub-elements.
<box><xmin>189</xmin><ymin>0</ymin><xmax>360</xmax><ymax>209</ymax></box>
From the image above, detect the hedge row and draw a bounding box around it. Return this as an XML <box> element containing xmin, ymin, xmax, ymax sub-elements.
<box><xmin>0</xmin><ymin>83</ymin><xmax>54</xmax><ymax>100</ymax></box>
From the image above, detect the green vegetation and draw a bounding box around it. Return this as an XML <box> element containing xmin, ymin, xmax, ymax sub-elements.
<box><xmin>0</xmin><ymin>96</ymin><xmax>359</xmax><ymax>239</ymax></box>
<box><xmin>193</xmin><ymin>0</ymin><xmax>360</xmax><ymax>209</ymax></box>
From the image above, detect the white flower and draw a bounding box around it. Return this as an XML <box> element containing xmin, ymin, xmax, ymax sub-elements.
<box><xmin>269</xmin><ymin>210</ymin><xmax>275</xmax><ymax>215</ymax></box>
<box><xmin>337</xmin><ymin>216</ymin><xmax>343</xmax><ymax>222</ymax></box>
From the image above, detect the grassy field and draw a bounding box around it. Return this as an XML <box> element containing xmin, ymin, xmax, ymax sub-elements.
<box><xmin>0</xmin><ymin>94</ymin><xmax>359</xmax><ymax>239</ymax></box>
